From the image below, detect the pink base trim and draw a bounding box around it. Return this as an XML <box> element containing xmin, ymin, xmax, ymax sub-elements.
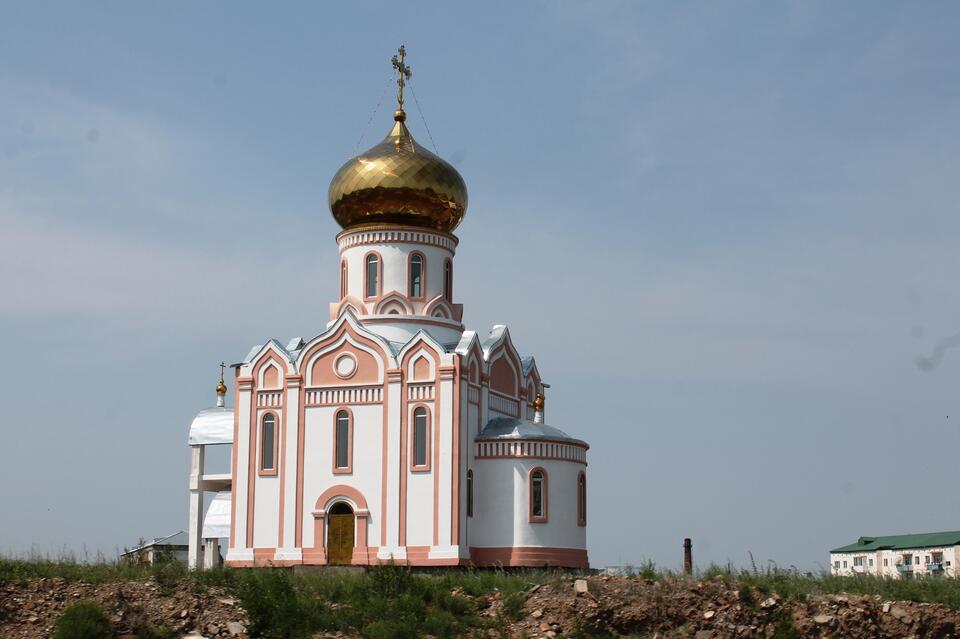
<box><xmin>470</xmin><ymin>546</ymin><xmax>589</xmax><ymax>569</ymax></box>
<box><xmin>227</xmin><ymin>546</ymin><xmax>586</xmax><ymax>568</ymax></box>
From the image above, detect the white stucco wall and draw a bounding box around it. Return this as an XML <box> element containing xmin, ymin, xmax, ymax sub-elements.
<box><xmin>301</xmin><ymin>404</ymin><xmax>384</xmax><ymax>548</ymax></box>
<box><xmin>470</xmin><ymin>458</ymin><xmax>586</xmax><ymax>550</ymax></box>
<box><xmin>252</xmin><ymin>473</ymin><xmax>279</xmax><ymax>548</ymax></box>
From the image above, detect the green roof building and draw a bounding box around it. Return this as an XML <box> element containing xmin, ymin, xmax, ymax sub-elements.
<box><xmin>829</xmin><ymin>531</ymin><xmax>960</xmax><ymax>578</ymax></box>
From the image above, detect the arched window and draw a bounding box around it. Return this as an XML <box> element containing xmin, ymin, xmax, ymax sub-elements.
<box><xmin>409</xmin><ymin>253</ymin><xmax>424</xmax><ymax>298</ymax></box>
<box><xmin>340</xmin><ymin>261</ymin><xmax>348</xmax><ymax>298</ymax></box>
<box><xmin>443</xmin><ymin>259</ymin><xmax>453</xmax><ymax>301</ymax></box>
<box><xmin>466</xmin><ymin>469</ymin><xmax>474</xmax><ymax>518</ymax></box>
<box><xmin>577</xmin><ymin>472</ymin><xmax>586</xmax><ymax>526</ymax></box>
<box><xmin>365</xmin><ymin>253</ymin><xmax>380</xmax><ymax>298</ymax></box>
<box><xmin>529</xmin><ymin>468</ymin><xmax>547</xmax><ymax>523</ymax></box>
<box><xmin>334</xmin><ymin>409</ymin><xmax>352</xmax><ymax>473</ymax></box>
<box><xmin>260</xmin><ymin>413</ymin><xmax>277</xmax><ymax>474</ymax></box>
<box><xmin>412</xmin><ymin>406</ymin><xmax>430</xmax><ymax>470</ymax></box>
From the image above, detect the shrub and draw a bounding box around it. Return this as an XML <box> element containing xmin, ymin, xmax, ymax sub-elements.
<box><xmin>235</xmin><ymin>569</ymin><xmax>322</xmax><ymax>639</ymax></box>
<box><xmin>52</xmin><ymin>602</ymin><xmax>113</xmax><ymax>639</ymax></box>
<box><xmin>369</xmin><ymin>563</ymin><xmax>413</xmax><ymax>597</ymax></box>
<box><xmin>499</xmin><ymin>591</ymin><xmax>526</xmax><ymax>621</ymax></box>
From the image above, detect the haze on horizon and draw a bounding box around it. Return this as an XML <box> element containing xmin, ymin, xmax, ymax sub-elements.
<box><xmin>2</xmin><ymin>1</ymin><xmax>960</xmax><ymax>571</ymax></box>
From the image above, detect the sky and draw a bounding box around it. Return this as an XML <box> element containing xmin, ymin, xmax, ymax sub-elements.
<box><xmin>2</xmin><ymin>1</ymin><xmax>960</xmax><ymax>571</ymax></box>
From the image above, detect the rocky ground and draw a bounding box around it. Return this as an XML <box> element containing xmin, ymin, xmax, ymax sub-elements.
<box><xmin>3</xmin><ymin>573</ymin><xmax>960</xmax><ymax>638</ymax></box>
<box><xmin>501</xmin><ymin>575</ymin><xmax>960</xmax><ymax>638</ymax></box>
<box><xmin>0</xmin><ymin>578</ymin><xmax>248</xmax><ymax>639</ymax></box>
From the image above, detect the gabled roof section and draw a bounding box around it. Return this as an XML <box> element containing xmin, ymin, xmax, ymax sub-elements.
<box><xmin>831</xmin><ymin>531</ymin><xmax>960</xmax><ymax>553</ymax></box>
<box><xmin>396</xmin><ymin>328</ymin><xmax>448</xmax><ymax>363</ymax></box>
<box><xmin>521</xmin><ymin>356</ymin><xmax>542</xmax><ymax>384</ymax></box>
<box><xmin>481</xmin><ymin>324</ymin><xmax>511</xmax><ymax>360</ymax></box>
<box><xmin>454</xmin><ymin>330</ymin><xmax>481</xmax><ymax>357</ymax></box>
<box><xmin>294</xmin><ymin>308</ymin><xmax>398</xmax><ymax>371</ymax></box>
<box><xmin>521</xmin><ymin>356</ymin><xmax>535</xmax><ymax>374</ymax></box>
<box><xmin>242</xmin><ymin>338</ymin><xmax>295</xmax><ymax>367</ymax></box>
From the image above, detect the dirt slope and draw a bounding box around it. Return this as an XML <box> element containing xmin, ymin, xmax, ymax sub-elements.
<box><xmin>3</xmin><ymin>574</ymin><xmax>960</xmax><ymax>638</ymax></box>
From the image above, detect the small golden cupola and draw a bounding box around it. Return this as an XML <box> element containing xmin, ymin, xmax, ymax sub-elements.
<box><xmin>215</xmin><ymin>362</ymin><xmax>227</xmax><ymax>407</ymax></box>
<box><xmin>328</xmin><ymin>46</ymin><xmax>468</xmax><ymax>233</ymax></box>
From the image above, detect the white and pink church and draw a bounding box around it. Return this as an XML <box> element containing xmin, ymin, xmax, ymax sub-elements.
<box><xmin>186</xmin><ymin>50</ymin><xmax>589</xmax><ymax>569</ymax></box>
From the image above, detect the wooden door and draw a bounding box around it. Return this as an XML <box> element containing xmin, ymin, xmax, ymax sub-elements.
<box><xmin>327</xmin><ymin>514</ymin><xmax>355</xmax><ymax>565</ymax></box>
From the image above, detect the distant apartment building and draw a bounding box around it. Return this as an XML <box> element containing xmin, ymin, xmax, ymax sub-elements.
<box><xmin>830</xmin><ymin>531</ymin><xmax>960</xmax><ymax>578</ymax></box>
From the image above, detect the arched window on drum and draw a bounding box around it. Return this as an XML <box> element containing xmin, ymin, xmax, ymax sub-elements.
<box><xmin>529</xmin><ymin>467</ymin><xmax>547</xmax><ymax>523</ymax></box>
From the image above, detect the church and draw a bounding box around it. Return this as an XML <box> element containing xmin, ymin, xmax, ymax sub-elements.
<box><xmin>186</xmin><ymin>48</ymin><xmax>589</xmax><ymax>569</ymax></box>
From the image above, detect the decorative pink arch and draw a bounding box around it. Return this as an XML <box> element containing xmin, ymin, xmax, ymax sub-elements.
<box><xmin>314</xmin><ymin>484</ymin><xmax>369</xmax><ymax>512</ymax></box>
<box><xmin>305</xmin><ymin>484</ymin><xmax>372</xmax><ymax>566</ymax></box>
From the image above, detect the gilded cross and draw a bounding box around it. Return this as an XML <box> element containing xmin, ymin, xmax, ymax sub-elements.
<box><xmin>391</xmin><ymin>45</ymin><xmax>412</xmax><ymax>111</ymax></box>
<box><xmin>219</xmin><ymin>361</ymin><xmax>226</xmax><ymax>382</ymax></box>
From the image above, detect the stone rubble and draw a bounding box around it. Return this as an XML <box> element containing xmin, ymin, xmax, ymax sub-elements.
<box><xmin>4</xmin><ymin>574</ymin><xmax>960</xmax><ymax>638</ymax></box>
<box><xmin>506</xmin><ymin>575</ymin><xmax>960</xmax><ymax>639</ymax></box>
<box><xmin>0</xmin><ymin>577</ymin><xmax>247</xmax><ymax>639</ymax></box>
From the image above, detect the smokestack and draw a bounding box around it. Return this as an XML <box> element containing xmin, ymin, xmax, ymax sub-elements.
<box><xmin>683</xmin><ymin>538</ymin><xmax>693</xmax><ymax>575</ymax></box>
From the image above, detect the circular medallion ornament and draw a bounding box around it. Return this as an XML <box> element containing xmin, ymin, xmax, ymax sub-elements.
<box><xmin>334</xmin><ymin>353</ymin><xmax>357</xmax><ymax>379</ymax></box>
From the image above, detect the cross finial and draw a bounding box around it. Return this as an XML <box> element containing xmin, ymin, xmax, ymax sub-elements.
<box><xmin>391</xmin><ymin>45</ymin><xmax>412</xmax><ymax>120</ymax></box>
<box><xmin>216</xmin><ymin>361</ymin><xmax>228</xmax><ymax>404</ymax></box>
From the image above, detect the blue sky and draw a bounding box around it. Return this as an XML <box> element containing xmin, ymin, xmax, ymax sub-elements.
<box><xmin>2</xmin><ymin>1</ymin><xmax>960</xmax><ymax>570</ymax></box>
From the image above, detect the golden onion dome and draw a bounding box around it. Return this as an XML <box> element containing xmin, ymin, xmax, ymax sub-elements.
<box><xmin>328</xmin><ymin>110</ymin><xmax>468</xmax><ymax>233</ymax></box>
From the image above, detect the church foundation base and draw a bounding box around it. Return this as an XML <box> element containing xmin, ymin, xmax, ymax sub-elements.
<box><xmin>227</xmin><ymin>546</ymin><xmax>589</xmax><ymax>569</ymax></box>
<box><xmin>469</xmin><ymin>547</ymin><xmax>589</xmax><ymax>569</ymax></box>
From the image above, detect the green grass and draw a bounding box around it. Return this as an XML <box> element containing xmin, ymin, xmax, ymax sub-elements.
<box><xmin>231</xmin><ymin>564</ymin><xmax>546</xmax><ymax>639</ymax></box>
<box><xmin>12</xmin><ymin>554</ymin><xmax>960</xmax><ymax>637</ymax></box>
<box><xmin>700</xmin><ymin>562</ymin><xmax>960</xmax><ymax>610</ymax></box>
<box><xmin>52</xmin><ymin>602</ymin><xmax>113</xmax><ymax>639</ymax></box>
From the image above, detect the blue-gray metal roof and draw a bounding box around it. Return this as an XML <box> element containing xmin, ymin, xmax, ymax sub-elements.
<box><xmin>476</xmin><ymin>417</ymin><xmax>588</xmax><ymax>447</ymax></box>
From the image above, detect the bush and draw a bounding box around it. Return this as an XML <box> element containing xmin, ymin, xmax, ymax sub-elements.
<box><xmin>499</xmin><ymin>591</ymin><xmax>526</xmax><ymax>621</ymax></box>
<box><xmin>235</xmin><ymin>569</ymin><xmax>326</xmax><ymax>639</ymax></box>
<box><xmin>52</xmin><ymin>602</ymin><xmax>113</xmax><ymax>639</ymax></box>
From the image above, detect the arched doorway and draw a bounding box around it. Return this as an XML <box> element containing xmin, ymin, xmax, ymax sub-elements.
<box><xmin>327</xmin><ymin>502</ymin><xmax>355</xmax><ymax>565</ymax></box>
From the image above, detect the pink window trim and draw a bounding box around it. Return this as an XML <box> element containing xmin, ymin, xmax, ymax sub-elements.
<box><xmin>410</xmin><ymin>403</ymin><xmax>432</xmax><ymax>473</ymax></box>
<box><xmin>408</xmin><ymin>251</ymin><xmax>427</xmax><ymax>300</ymax></box>
<box><xmin>363</xmin><ymin>250</ymin><xmax>383</xmax><ymax>301</ymax></box>
<box><xmin>332</xmin><ymin>407</ymin><xmax>354</xmax><ymax>475</ymax></box>
<box><xmin>258</xmin><ymin>411</ymin><xmax>279</xmax><ymax>477</ymax></box>
<box><xmin>528</xmin><ymin>466</ymin><xmax>548</xmax><ymax>523</ymax></box>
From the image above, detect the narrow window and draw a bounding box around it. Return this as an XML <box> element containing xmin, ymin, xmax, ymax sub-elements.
<box><xmin>365</xmin><ymin>254</ymin><xmax>379</xmax><ymax>298</ymax></box>
<box><xmin>409</xmin><ymin>254</ymin><xmax>423</xmax><ymax>297</ymax></box>
<box><xmin>577</xmin><ymin>472</ymin><xmax>587</xmax><ymax>526</ymax></box>
<box><xmin>413</xmin><ymin>407</ymin><xmax>428</xmax><ymax>467</ymax></box>
<box><xmin>884</xmin><ymin>558</ymin><xmax>889</xmax><ymax>567</ymax></box>
<box><xmin>260</xmin><ymin>413</ymin><xmax>276</xmax><ymax>472</ymax></box>
<box><xmin>466</xmin><ymin>469</ymin><xmax>474</xmax><ymax>517</ymax></box>
<box><xmin>340</xmin><ymin>260</ymin><xmax>348</xmax><ymax>298</ymax></box>
<box><xmin>335</xmin><ymin>410</ymin><xmax>351</xmax><ymax>470</ymax></box>
<box><xmin>443</xmin><ymin>259</ymin><xmax>452</xmax><ymax>301</ymax></box>
<box><xmin>834</xmin><ymin>561</ymin><xmax>840</xmax><ymax>570</ymax></box>
<box><xmin>530</xmin><ymin>469</ymin><xmax>546</xmax><ymax>521</ymax></box>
